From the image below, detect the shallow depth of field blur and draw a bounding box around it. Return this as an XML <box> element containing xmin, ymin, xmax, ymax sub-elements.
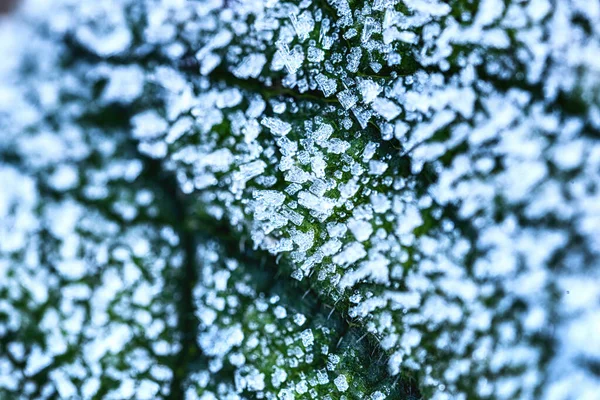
<box><xmin>1</xmin><ymin>1</ymin><xmax>600</xmax><ymax>399</ymax></box>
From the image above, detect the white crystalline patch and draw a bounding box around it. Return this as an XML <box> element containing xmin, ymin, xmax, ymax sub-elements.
<box><xmin>194</xmin><ymin>174</ymin><xmax>217</xmax><ymax>190</ymax></box>
<box><xmin>293</xmin><ymin>313</ymin><xmax>306</xmax><ymax>326</ymax></box>
<box><xmin>408</xmin><ymin>112</ymin><xmax>457</xmax><ymax>154</ymax></box>
<box><xmin>361</xmin><ymin>17</ymin><xmax>379</xmax><ymax>43</ymax></box>
<box><xmin>326</xmin><ymin>138</ymin><xmax>351</xmax><ymax>154</ymax></box>
<box><xmin>290</xmin><ymin>12</ymin><xmax>315</xmax><ymax>41</ymax></box>
<box><xmin>233</xmin><ymin>54</ymin><xmax>267</xmax><ymax>79</ymax></box>
<box><xmin>45</xmin><ymin>200</ymin><xmax>82</xmax><ymax>239</ymax></box>
<box><xmin>279</xmin><ymin>207</ymin><xmax>304</xmax><ymax>226</ymax></box>
<box><xmin>200</xmin><ymin>53</ymin><xmax>221</xmax><ymax>75</ymax></box>
<box><xmin>56</xmin><ymin>258</ymin><xmax>87</xmax><ymax>280</ymax></box>
<box><xmin>285</xmin><ymin>183</ymin><xmax>302</xmax><ymax>195</ymax></box>
<box><xmin>317</xmin><ymin>370</ymin><xmax>329</xmax><ymax>385</ymax></box>
<box><xmin>337</xmin><ymin>89</ymin><xmax>358</xmax><ymax>110</ymax></box>
<box><xmin>17</xmin><ymin>271</ymin><xmax>47</xmax><ymax>305</ymax></box>
<box><xmin>312</xmin><ymin>123</ymin><xmax>334</xmax><ymax>143</ymax></box>
<box><xmin>271</xmin><ymin>367</ymin><xmax>288</xmax><ymax>388</ymax></box>
<box><xmin>296</xmin><ymin>381</ymin><xmax>308</xmax><ymax>394</ymax></box>
<box><xmin>85</xmin><ymin>323</ymin><xmax>132</xmax><ymax>364</ymax></box>
<box><xmin>284</xmin><ymin>166</ymin><xmax>311</xmax><ymax>184</ymax></box>
<box><xmin>216</xmin><ymin>88</ymin><xmax>243</xmax><ymax>109</ymax></box>
<box><xmin>371</xmin><ymin>391</ymin><xmax>386</xmax><ymax>400</ymax></box>
<box><xmin>340</xmin><ymin>253</ymin><xmax>390</xmax><ymax>289</ymax></box>
<box><xmin>372</xmin><ymin>98</ymin><xmax>401</xmax><ymax>121</ymax></box>
<box><xmin>359</xmin><ymin>80</ymin><xmax>382</xmax><ymax>104</ymax></box>
<box><xmin>75</xmin><ymin>7</ymin><xmax>132</xmax><ymax>56</ymax></box>
<box><xmin>291</xmin><ymin>229</ymin><xmax>315</xmax><ymax>252</ymax></box>
<box><xmin>307</xmin><ymin>46</ymin><xmax>325</xmax><ymax>63</ymax></box>
<box><xmin>362</xmin><ymin>142</ymin><xmax>379</xmax><ymax>162</ymax></box>
<box><xmin>475</xmin><ymin>0</ymin><xmax>505</xmax><ymax>27</ymax></box>
<box><xmin>297</xmin><ymin>191</ymin><xmax>335</xmax><ymax>214</ymax></box>
<box><xmin>352</xmin><ymin>106</ymin><xmax>373</xmax><ymax>129</ymax></box>
<box><xmin>321</xmin><ymin>239</ymin><xmax>343</xmax><ymax>256</ymax></box>
<box><xmin>309</xmin><ymin>179</ymin><xmax>328</xmax><ymax>197</ymax></box>
<box><xmin>311</xmin><ymin>155</ymin><xmax>326</xmax><ymax>178</ymax></box>
<box><xmin>102</xmin><ymin>65</ymin><xmax>144</xmax><ymax>104</ymax></box>
<box><xmin>199</xmin><ymin>324</ymin><xmax>244</xmax><ymax>357</ymax></box>
<box><xmin>276</xmin><ymin>42</ymin><xmax>303</xmax><ymax>75</ymax></box>
<box><xmin>243</xmin><ymin>120</ymin><xmax>261</xmax><ymax>144</ymax></box>
<box><xmin>272</xmin><ymin>101</ymin><xmax>286</xmax><ymax>114</ymax></box>
<box><xmin>138</xmin><ymin>141</ymin><xmax>167</xmax><ymax>159</ymax></box>
<box><xmin>247</xmin><ymin>370</ymin><xmax>266</xmax><ymax>392</ymax></box>
<box><xmin>299</xmin><ymin>329</ymin><xmax>314</xmax><ymax>347</ymax></box>
<box><xmin>213</xmin><ymin>269</ymin><xmax>230</xmax><ymax>291</ymax></box>
<box><xmin>49</xmin><ymin>164</ymin><xmax>78</xmax><ymax>191</ymax></box>
<box><xmin>51</xmin><ymin>369</ymin><xmax>77</xmax><ymax>398</ymax></box>
<box><xmin>25</xmin><ymin>346</ymin><xmax>53</xmax><ymax>376</ymax></box>
<box><xmin>166</xmin><ymin>117</ymin><xmax>193</xmax><ymax>144</ymax></box>
<box><xmin>451</xmin><ymin>88</ymin><xmax>477</xmax><ymax>119</ymax></box>
<box><xmin>350</xmin><ymin>296</ymin><xmax>389</xmax><ymax>320</ymax></box>
<box><xmin>7</xmin><ymin>342</ymin><xmax>25</xmax><ymax>361</ymax></box>
<box><xmin>198</xmin><ymin>30</ymin><xmax>233</xmax><ymax>59</ymax></box>
<box><xmin>16</xmin><ymin>132</ymin><xmax>68</xmax><ymax>167</ymax></box>
<box><xmin>261</xmin><ymin>117</ymin><xmax>292</xmax><ymax>136</ymax></box>
<box><xmin>339</xmin><ymin>178</ymin><xmax>360</xmax><ymax>200</ymax></box>
<box><xmin>273</xmin><ymin>306</ymin><xmax>287</xmax><ymax>319</ymax></box>
<box><xmin>246</xmin><ymin>97</ymin><xmax>266</xmax><ymax>119</ymax></box>
<box><xmin>278</xmin><ymin>388</ymin><xmax>294</xmax><ymax>399</ymax></box>
<box><xmin>347</xmin><ymin>218</ymin><xmax>373</xmax><ymax>242</ymax></box>
<box><xmin>276</xmin><ymin>136</ymin><xmax>298</xmax><ymax>156</ymax></box>
<box><xmin>369</xmin><ymin>160</ymin><xmax>389</xmax><ymax>175</ymax></box>
<box><xmin>257</xmin><ymin>212</ymin><xmax>287</xmax><ymax>236</ymax></box>
<box><xmin>199</xmin><ymin>149</ymin><xmax>234</xmax><ymax>172</ymax></box>
<box><xmin>81</xmin><ymin>378</ymin><xmax>100</xmax><ymax>398</ymax></box>
<box><xmin>315</xmin><ymin>73</ymin><xmax>338</xmax><ymax>97</ymax></box>
<box><xmin>197</xmin><ymin>307</ymin><xmax>217</xmax><ymax>326</ymax></box>
<box><xmin>253</xmin><ymin>190</ymin><xmax>286</xmax><ymax>208</ymax></box>
<box><xmin>153</xmin><ymin>66</ymin><xmax>187</xmax><ymax>93</ymax></box>
<box><xmin>552</xmin><ymin>139</ymin><xmax>585</xmax><ymax>170</ymax></box>
<box><xmin>132</xmin><ymin>110</ymin><xmax>168</xmax><ymax>140</ymax></box>
<box><xmin>370</xmin><ymin>62</ymin><xmax>382</xmax><ymax>73</ymax></box>
<box><xmin>231</xmin><ymin>160</ymin><xmax>267</xmax><ymax>193</ymax></box>
<box><xmin>384</xmin><ymin>27</ymin><xmax>417</xmax><ymax>45</ymax></box>
<box><xmin>332</xmin><ymin>242</ymin><xmax>367</xmax><ymax>266</ymax></box>
<box><xmin>388</xmin><ymin>350</ymin><xmax>403</xmax><ymax>376</ymax></box>
<box><xmin>500</xmin><ymin>160</ymin><xmax>547</xmax><ymax>203</ymax></box>
<box><xmin>334</xmin><ymin>375</ymin><xmax>349</xmax><ymax>392</ymax></box>
<box><xmin>138</xmin><ymin>380</ymin><xmax>160</xmax><ymax>398</ymax></box>
<box><xmin>403</xmin><ymin>0</ymin><xmax>451</xmax><ymax>16</ymax></box>
<box><xmin>526</xmin><ymin>0</ymin><xmax>551</xmax><ymax>22</ymax></box>
<box><xmin>346</xmin><ymin>47</ymin><xmax>362</xmax><ymax>73</ymax></box>
<box><xmin>344</xmin><ymin>29</ymin><xmax>358</xmax><ymax>40</ymax></box>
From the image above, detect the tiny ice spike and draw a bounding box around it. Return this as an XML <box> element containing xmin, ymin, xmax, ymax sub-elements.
<box><xmin>1</xmin><ymin>0</ymin><xmax>599</xmax><ymax>399</ymax></box>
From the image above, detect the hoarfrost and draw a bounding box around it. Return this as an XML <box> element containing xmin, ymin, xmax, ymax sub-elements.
<box><xmin>315</xmin><ymin>73</ymin><xmax>337</xmax><ymax>97</ymax></box>
<box><xmin>297</xmin><ymin>191</ymin><xmax>335</xmax><ymax>214</ymax></box>
<box><xmin>3</xmin><ymin>0</ymin><xmax>600</xmax><ymax>398</ymax></box>
<box><xmin>261</xmin><ymin>117</ymin><xmax>292</xmax><ymax>136</ymax></box>
<box><xmin>334</xmin><ymin>375</ymin><xmax>349</xmax><ymax>392</ymax></box>
<box><xmin>233</xmin><ymin>54</ymin><xmax>267</xmax><ymax>79</ymax></box>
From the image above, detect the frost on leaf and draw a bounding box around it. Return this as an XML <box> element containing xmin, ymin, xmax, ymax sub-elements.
<box><xmin>2</xmin><ymin>0</ymin><xmax>600</xmax><ymax>399</ymax></box>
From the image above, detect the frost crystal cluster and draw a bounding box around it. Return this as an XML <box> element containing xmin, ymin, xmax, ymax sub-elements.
<box><xmin>1</xmin><ymin>0</ymin><xmax>600</xmax><ymax>399</ymax></box>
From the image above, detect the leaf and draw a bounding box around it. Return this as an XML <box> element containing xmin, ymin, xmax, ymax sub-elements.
<box><xmin>1</xmin><ymin>0</ymin><xmax>600</xmax><ymax>399</ymax></box>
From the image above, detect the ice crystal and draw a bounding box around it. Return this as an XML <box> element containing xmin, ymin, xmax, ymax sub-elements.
<box><xmin>334</xmin><ymin>375</ymin><xmax>349</xmax><ymax>392</ymax></box>
<box><xmin>315</xmin><ymin>73</ymin><xmax>338</xmax><ymax>97</ymax></box>
<box><xmin>232</xmin><ymin>54</ymin><xmax>267</xmax><ymax>79</ymax></box>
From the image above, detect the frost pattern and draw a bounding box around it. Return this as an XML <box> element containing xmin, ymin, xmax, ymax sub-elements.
<box><xmin>1</xmin><ymin>0</ymin><xmax>600</xmax><ymax>399</ymax></box>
